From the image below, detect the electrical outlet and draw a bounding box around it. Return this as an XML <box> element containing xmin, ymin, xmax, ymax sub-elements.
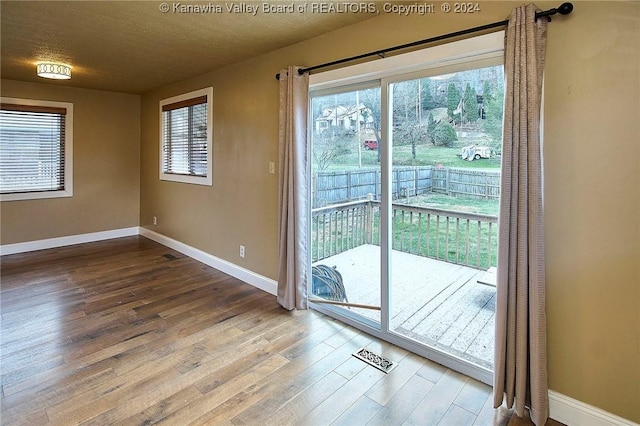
<box><xmin>153</xmin><ymin>216</ymin><xmax>157</xmax><ymax>225</ymax></box>
<box><xmin>269</xmin><ymin>162</ymin><xmax>275</xmax><ymax>174</ymax></box>
<box><xmin>239</xmin><ymin>245</ymin><xmax>245</xmax><ymax>258</ymax></box>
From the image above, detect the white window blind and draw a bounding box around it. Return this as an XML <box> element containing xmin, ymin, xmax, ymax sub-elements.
<box><xmin>162</xmin><ymin>95</ymin><xmax>208</xmax><ymax>177</ymax></box>
<box><xmin>0</xmin><ymin>103</ymin><xmax>67</xmax><ymax>195</ymax></box>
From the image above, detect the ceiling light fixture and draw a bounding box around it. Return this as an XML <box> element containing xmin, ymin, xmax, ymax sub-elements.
<box><xmin>36</xmin><ymin>63</ymin><xmax>72</xmax><ymax>79</ymax></box>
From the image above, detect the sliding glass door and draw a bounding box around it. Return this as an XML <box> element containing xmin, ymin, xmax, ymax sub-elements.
<box><xmin>309</xmin><ymin>85</ymin><xmax>382</xmax><ymax>327</ymax></box>
<box><xmin>308</xmin><ymin>33</ymin><xmax>504</xmax><ymax>384</ymax></box>
<box><xmin>388</xmin><ymin>67</ymin><xmax>502</xmax><ymax>372</ymax></box>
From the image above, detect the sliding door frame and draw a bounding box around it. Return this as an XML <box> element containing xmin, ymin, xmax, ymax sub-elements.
<box><xmin>308</xmin><ymin>32</ymin><xmax>505</xmax><ymax>386</ymax></box>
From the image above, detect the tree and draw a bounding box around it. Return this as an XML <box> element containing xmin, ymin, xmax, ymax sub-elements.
<box><xmin>391</xmin><ymin>80</ymin><xmax>425</xmax><ymax>160</ymax></box>
<box><xmin>426</xmin><ymin>112</ymin><xmax>438</xmax><ymax>144</ymax></box>
<box><xmin>359</xmin><ymin>87</ymin><xmax>382</xmax><ymax>162</ymax></box>
<box><xmin>394</xmin><ymin>121</ymin><xmax>428</xmax><ymax>160</ymax></box>
<box><xmin>446</xmin><ymin>83</ymin><xmax>461</xmax><ymax>124</ymax></box>
<box><xmin>424</xmin><ymin>112</ymin><xmax>457</xmax><ymax>147</ymax></box>
<box><xmin>393</xmin><ymin>80</ymin><xmax>419</xmax><ymax>124</ymax></box>
<box><xmin>482</xmin><ymin>80</ymin><xmax>493</xmax><ymax>104</ymax></box>
<box><xmin>312</xmin><ymin>125</ymin><xmax>354</xmax><ymax>171</ymax></box>
<box><xmin>463</xmin><ymin>83</ymin><xmax>479</xmax><ymax>124</ymax></box>
<box><xmin>421</xmin><ymin>78</ymin><xmax>436</xmax><ymax>111</ymax></box>
<box><xmin>482</xmin><ymin>81</ymin><xmax>505</xmax><ymax>147</ymax></box>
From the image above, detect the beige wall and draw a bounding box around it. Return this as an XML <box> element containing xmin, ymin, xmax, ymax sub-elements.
<box><xmin>542</xmin><ymin>1</ymin><xmax>639</xmax><ymax>421</ymax></box>
<box><xmin>1</xmin><ymin>0</ymin><xmax>634</xmax><ymax>422</ymax></box>
<box><xmin>0</xmin><ymin>80</ymin><xmax>141</xmax><ymax>244</ymax></box>
<box><xmin>140</xmin><ymin>2</ymin><xmax>639</xmax><ymax>421</ymax></box>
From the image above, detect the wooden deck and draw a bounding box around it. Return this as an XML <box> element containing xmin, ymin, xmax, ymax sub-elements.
<box><xmin>313</xmin><ymin>244</ymin><xmax>496</xmax><ymax>369</ymax></box>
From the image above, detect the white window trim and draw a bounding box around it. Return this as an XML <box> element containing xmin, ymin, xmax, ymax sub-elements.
<box><xmin>159</xmin><ymin>87</ymin><xmax>213</xmax><ymax>186</ymax></box>
<box><xmin>310</xmin><ymin>31</ymin><xmax>504</xmax><ymax>89</ymax></box>
<box><xmin>0</xmin><ymin>97</ymin><xmax>74</xmax><ymax>202</ymax></box>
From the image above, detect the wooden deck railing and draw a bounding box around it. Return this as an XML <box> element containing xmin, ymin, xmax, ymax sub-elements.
<box><xmin>311</xmin><ymin>198</ymin><xmax>376</xmax><ymax>262</ymax></box>
<box><xmin>311</xmin><ymin>198</ymin><xmax>498</xmax><ymax>270</ymax></box>
<box><xmin>391</xmin><ymin>204</ymin><xmax>498</xmax><ymax>270</ymax></box>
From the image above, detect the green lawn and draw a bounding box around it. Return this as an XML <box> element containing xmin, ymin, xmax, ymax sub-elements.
<box><xmin>322</xmin><ymin>144</ymin><xmax>500</xmax><ymax>171</ymax></box>
<box><xmin>410</xmin><ymin>193</ymin><xmax>500</xmax><ymax>216</ymax></box>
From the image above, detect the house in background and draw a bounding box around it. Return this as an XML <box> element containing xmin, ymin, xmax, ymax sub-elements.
<box><xmin>0</xmin><ymin>1</ymin><xmax>638</xmax><ymax>425</ymax></box>
<box><xmin>315</xmin><ymin>104</ymin><xmax>374</xmax><ymax>133</ymax></box>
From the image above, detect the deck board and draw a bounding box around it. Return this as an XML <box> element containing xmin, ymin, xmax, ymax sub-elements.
<box><xmin>313</xmin><ymin>244</ymin><xmax>495</xmax><ymax>368</ymax></box>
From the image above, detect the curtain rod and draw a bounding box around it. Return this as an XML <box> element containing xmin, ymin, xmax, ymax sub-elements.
<box><xmin>275</xmin><ymin>2</ymin><xmax>573</xmax><ymax>80</ymax></box>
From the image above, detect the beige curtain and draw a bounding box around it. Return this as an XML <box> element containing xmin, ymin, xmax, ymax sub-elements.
<box><xmin>493</xmin><ymin>4</ymin><xmax>548</xmax><ymax>426</ymax></box>
<box><xmin>277</xmin><ymin>66</ymin><xmax>309</xmax><ymax>310</ymax></box>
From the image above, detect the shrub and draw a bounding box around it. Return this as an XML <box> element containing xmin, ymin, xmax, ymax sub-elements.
<box><xmin>433</xmin><ymin>122</ymin><xmax>458</xmax><ymax>147</ymax></box>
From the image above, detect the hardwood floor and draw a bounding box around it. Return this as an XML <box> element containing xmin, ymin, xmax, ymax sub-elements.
<box><xmin>0</xmin><ymin>236</ymin><xmax>561</xmax><ymax>425</ymax></box>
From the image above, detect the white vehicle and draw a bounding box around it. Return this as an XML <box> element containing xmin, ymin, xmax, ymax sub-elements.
<box><xmin>461</xmin><ymin>145</ymin><xmax>492</xmax><ymax>161</ymax></box>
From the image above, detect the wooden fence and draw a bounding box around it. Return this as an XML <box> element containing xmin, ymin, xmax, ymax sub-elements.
<box><xmin>313</xmin><ymin>167</ymin><xmax>500</xmax><ymax>206</ymax></box>
<box><xmin>311</xmin><ymin>199</ymin><xmax>498</xmax><ymax>270</ymax></box>
<box><xmin>431</xmin><ymin>168</ymin><xmax>501</xmax><ymax>199</ymax></box>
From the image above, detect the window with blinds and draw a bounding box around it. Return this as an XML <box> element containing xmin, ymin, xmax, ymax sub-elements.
<box><xmin>159</xmin><ymin>88</ymin><xmax>213</xmax><ymax>186</ymax></box>
<box><xmin>0</xmin><ymin>98</ymin><xmax>74</xmax><ymax>201</ymax></box>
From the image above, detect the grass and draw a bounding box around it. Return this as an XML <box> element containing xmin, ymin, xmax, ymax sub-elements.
<box><xmin>410</xmin><ymin>194</ymin><xmax>500</xmax><ymax>216</ymax></box>
<box><xmin>322</xmin><ymin>144</ymin><xmax>500</xmax><ymax>172</ymax></box>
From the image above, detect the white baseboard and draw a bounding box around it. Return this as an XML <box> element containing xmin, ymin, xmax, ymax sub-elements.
<box><xmin>0</xmin><ymin>227</ymin><xmax>140</xmax><ymax>256</ymax></box>
<box><xmin>1</xmin><ymin>226</ymin><xmax>278</xmax><ymax>296</ymax></box>
<box><xmin>139</xmin><ymin>228</ymin><xmax>277</xmax><ymax>296</ymax></box>
<box><xmin>549</xmin><ymin>390</ymin><xmax>639</xmax><ymax>426</ymax></box>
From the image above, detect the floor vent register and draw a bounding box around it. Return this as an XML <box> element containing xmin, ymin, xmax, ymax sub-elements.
<box><xmin>352</xmin><ymin>348</ymin><xmax>396</xmax><ymax>373</ymax></box>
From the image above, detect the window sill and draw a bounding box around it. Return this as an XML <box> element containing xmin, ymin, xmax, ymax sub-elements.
<box><xmin>1</xmin><ymin>188</ymin><xmax>73</xmax><ymax>202</ymax></box>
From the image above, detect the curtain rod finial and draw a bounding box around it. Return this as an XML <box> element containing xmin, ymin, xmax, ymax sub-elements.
<box><xmin>558</xmin><ymin>2</ymin><xmax>573</xmax><ymax>15</ymax></box>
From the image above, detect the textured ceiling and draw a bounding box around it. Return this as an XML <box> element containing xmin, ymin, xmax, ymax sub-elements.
<box><xmin>1</xmin><ymin>1</ymin><xmax>377</xmax><ymax>94</ymax></box>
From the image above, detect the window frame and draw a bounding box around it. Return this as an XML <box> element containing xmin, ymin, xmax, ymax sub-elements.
<box><xmin>159</xmin><ymin>87</ymin><xmax>213</xmax><ymax>186</ymax></box>
<box><xmin>0</xmin><ymin>97</ymin><xmax>74</xmax><ymax>202</ymax></box>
